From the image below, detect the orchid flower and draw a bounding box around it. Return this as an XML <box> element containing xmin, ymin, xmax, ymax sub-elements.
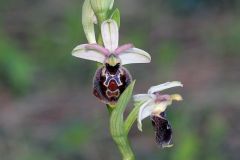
<box><xmin>72</xmin><ymin>19</ymin><xmax>151</xmax><ymax>104</ymax></box>
<box><xmin>72</xmin><ymin>19</ymin><xmax>151</xmax><ymax>65</ymax></box>
<box><xmin>133</xmin><ymin>81</ymin><xmax>183</xmax><ymax>147</ymax></box>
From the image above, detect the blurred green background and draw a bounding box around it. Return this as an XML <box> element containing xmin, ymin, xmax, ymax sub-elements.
<box><xmin>0</xmin><ymin>0</ymin><xmax>240</xmax><ymax>159</ymax></box>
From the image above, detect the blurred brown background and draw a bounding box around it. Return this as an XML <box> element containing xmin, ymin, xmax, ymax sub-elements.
<box><xmin>0</xmin><ymin>0</ymin><xmax>240</xmax><ymax>159</ymax></box>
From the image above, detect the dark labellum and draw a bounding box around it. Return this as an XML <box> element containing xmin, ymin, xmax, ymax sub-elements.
<box><xmin>151</xmin><ymin>112</ymin><xmax>172</xmax><ymax>147</ymax></box>
<box><xmin>93</xmin><ymin>63</ymin><xmax>132</xmax><ymax>104</ymax></box>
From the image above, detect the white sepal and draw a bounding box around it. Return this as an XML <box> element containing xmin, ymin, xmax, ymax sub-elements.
<box><xmin>101</xmin><ymin>19</ymin><xmax>119</xmax><ymax>52</ymax></box>
<box><xmin>133</xmin><ymin>94</ymin><xmax>152</xmax><ymax>102</ymax></box>
<box><xmin>148</xmin><ymin>81</ymin><xmax>183</xmax><ymax>94</ymax></box>
<box><xmin>72</xmin><ymin>44</ymin><xmax>106</xmax><ymax>63</ymax></box>
<box><xmin>118</xmin><ymin>48</ymin><xmax>151</xmax><ymax>65</ymax></box>
<box><xmin>137</xmin><ymin>99</ymin><xmax>154</xmax><ymax>131</ymax></box>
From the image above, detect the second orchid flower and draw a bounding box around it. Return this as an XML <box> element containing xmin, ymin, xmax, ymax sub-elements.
<box><xmin>133</xmin><ymin>81</ymin><xmax>183</xmax><ymax>148</ymax></box>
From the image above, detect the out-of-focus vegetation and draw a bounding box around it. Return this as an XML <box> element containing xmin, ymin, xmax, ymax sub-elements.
<box><xmin>0</xmin><ymin>33</ymin><xmax>32</xmax><ymax>94</ymax></box>
<box><xmin>0</xmin><ymin>0</ymin><xmax>240</xmax><ymax>160</ymax></box>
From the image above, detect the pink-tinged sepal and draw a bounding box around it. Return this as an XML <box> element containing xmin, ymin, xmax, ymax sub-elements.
<box><xmin>115</xmin><ymin>43</ymin><xmax>134</xmax><ymax>55</ymax></box>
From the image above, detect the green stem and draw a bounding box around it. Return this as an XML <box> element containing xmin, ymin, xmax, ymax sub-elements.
<box><xmin>110</xmin><ymin>114</ymin><xmax>135</xmax><ymax>160</ymax></box>
<box><xmin>110</xmin><ymin>108</ymin><xmax>135</xmax><ymax>160</ymax></box>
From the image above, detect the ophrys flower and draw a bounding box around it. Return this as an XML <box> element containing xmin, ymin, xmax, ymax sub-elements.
<box><xmin>72</xmin><ymin>19</ymin><xmax>151</xmax><ymax>104</ymax></box>
<box><xmin>133</xmin><ymin>81</ymin><xmax>183</xmax><ymax>147</ymax></box>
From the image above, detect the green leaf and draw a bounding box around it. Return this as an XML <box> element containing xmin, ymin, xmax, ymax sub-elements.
<box><xmin>110</xmin><ymin>80</ymin><xmax>135</xmax><ymax>136</ymax></box>
<box><xmin>110</xmin><ymin>8</ymin><xmax>120</xmax><ymax>28</ymax></box>
<box><xmin>109</xmin><ymin>80</ymin><xmax>136</xmax><ymax>160</ymax></box>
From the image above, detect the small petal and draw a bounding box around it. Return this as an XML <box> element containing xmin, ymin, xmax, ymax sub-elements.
<box><xmin>133</xmin><ymin>94</ymin><xmax>153</xmax><ymax>102</ymax></box>
<box><xmin>137</xmin><ymin>99</ymin><xmax>154</xmax><ymax>131</ymax></box>
<box><xmin>114</xmin><ymin>43</ymin><xmax>134</xmax><ymax>55</ymax></box>
<box><xmin>101</xmin><ymin>19</ymin><xmax>119</xmax><ymax>52</ymax></box>
<box><xmin>118</xmin><ymin>48</ymin><xmax>151</xmax><ymax>65</ymax></box>
<box><xmin>148</xmin><ymin>81</ymin><xmax>183</xmax><ymax>94</ymax></box>
<box><xmin>155</xmin><ymin>94</ymin><xmax>171</xmax><ymax>103</ymax></box>
<box><xmin>86</xmin><ymin>44</ymin><xmax>110</xmax><ymax>56</ymax></box>
<box><xmin>72</xmin><ymin>44</ymin><xmax>106</xmax><ymax>63</ymax></box>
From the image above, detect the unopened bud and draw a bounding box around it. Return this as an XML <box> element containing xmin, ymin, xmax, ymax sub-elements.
<box><xmin>90</xmin><ymin>0</ymin><xmax>114</xmax><ymax>22</ymax></box>
<box><xmin>82</xmin><ymin>0</ymin><xmax>97</xmax><ymax>43</ymax></box>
